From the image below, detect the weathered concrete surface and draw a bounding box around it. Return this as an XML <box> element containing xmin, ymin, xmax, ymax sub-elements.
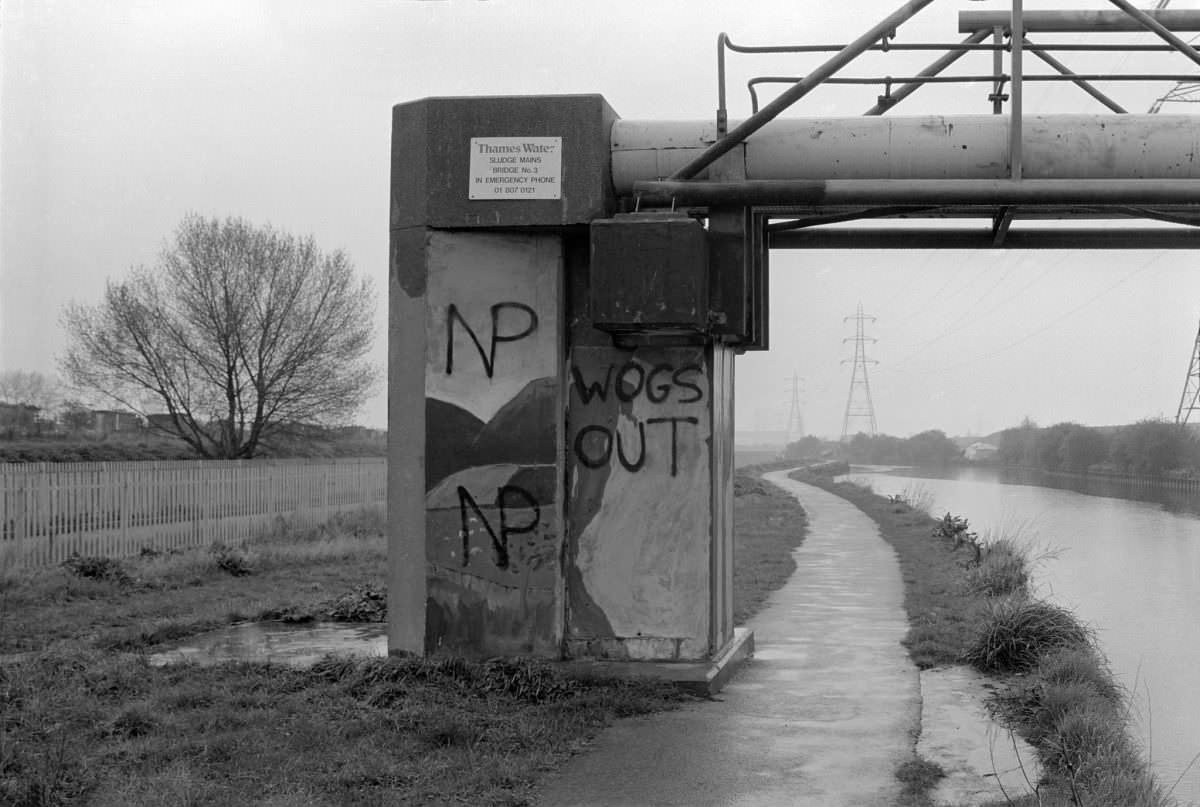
<box><xmin>920</xmin><ymin>666</ymin><xmax>1041</xmax><ymax>806</ymax></box>
<box><xmin>536</xmin><ymin>472</ymin><xmax>921</xmax><ymax>806</ymax></box>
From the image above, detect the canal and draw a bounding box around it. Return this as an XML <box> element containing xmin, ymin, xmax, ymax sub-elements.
<box><xmin>846</xmin><ymin>465</ymin><xmax>1200</xmax><ymax>804</ymax></box>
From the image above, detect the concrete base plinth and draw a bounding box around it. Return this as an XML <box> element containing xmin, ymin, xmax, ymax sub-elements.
<box><xmin>562</xmin><ymin>627</ymin><xmax>753</xmax><ymax>696</ymax></box>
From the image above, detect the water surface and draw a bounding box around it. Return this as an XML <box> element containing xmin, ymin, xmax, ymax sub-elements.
<box><xmin>149</xmin><ymin>621</ymin><xmax>387</xmax><ymax>667</ymax></box>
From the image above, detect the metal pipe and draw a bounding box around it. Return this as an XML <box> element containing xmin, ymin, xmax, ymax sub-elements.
<box><xmin>631</xmin><ymin>178</ymin><xmax>1200</xmax><ymax>207</ymax></box>
<box><xmin>750</xmin><ymin>72</ymin><xmax>1198</xmax><ymax>86</ymax></box>
<box><xmin>1105</xmin><ymin>0</ymin><xmax>1200</xmax><ymax>71</ymax></box>
<box><xmin>1025</xmin><ymin>38</ymin><xmax>1127</xmax><ymax>113</ymax></box>
<box><xmin>993</xmin><ymin>26</ymin><xmax>1005</xmax><ymax>114</ymax></box>
<box><xmin>749</xmin><ymin>71</ymin><xmax>1193</xmax><ymax>109</ymax></box>
<box><xmin>1012</xmin><ymin>0</ymin><xmax>1024</xmax><ymax>181</ymax></box>
<box><xmin>864</xmin><ymin>29</ymin><xmax>992</xmax><ymax>115</ymax></box>
<box><xmin>667</xmin><ymin>0</ymin><xmax>938</xmax><ymax>182</ymax></box>
<box><xmin>717</xmin><ymin>33</ymin><xmax>728</xmax><ymax>136</ymax></box>
<box><xmin>767</xmin><ymin>206</ymin><xmax>941</xmax><ymax>231</ymax></box>
<box><xmin>770</xmin><ymin>226</ymin><xmax>1200</xmax><ymax>249</ymax></box>
<box><xmin>727</xmin><ymin>38</ymin><xmax>1195</xmax><ymax>53</ymax></box>
<box><xmin>611</xmin><ymin>115</ymin><xmax>1200</xmax><ymax>193</ymax></box>
<box><xmin>960</xmin><ymin>9</ymin><xmax>1200</xmax><ymax>33</ymax></box>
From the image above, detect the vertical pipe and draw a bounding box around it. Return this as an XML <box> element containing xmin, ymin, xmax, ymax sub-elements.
<box><xmin>1011</xmin><ymin>0</ymin><xmax>1024</xmax><ymax>180</ymax></box>
<box><xmin>717</xmin><ymin>33</ymin><xmax>728</xmax><ymax>136</ymax></box>
<box><xmin>993</xmin><ymin>26</ymin><xmax>1005</xmax><ymax>114</ymax></box>
<box><xmin>864</xmin><ymin>29</ymin><xmax>991</xmax><ymax>115</ymax></box>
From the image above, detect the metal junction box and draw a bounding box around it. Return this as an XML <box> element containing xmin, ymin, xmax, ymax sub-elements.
<box><xmin>589</xmin><ymin>213</ymin><xmax>709</xmax><ymax>344</ymax></box>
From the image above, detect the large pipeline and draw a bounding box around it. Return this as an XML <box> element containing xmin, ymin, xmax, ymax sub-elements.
<box><xmin>611</xmin><ymin>115</ymin><xmax>1200</xmax><ymax>195</ymax></box>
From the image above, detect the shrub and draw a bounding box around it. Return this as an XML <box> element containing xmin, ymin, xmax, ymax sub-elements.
<box><xmin>325</xmin><ymin>584</ymin><xmax>387</xmax><ymax>622</ymax></box>
<box><xmin>1035</xmin><ymin>646</ymin><xmax>1123</xmax><ymax>705</ymax></box>
<box><xmin>964</xmin><ymin>597</ymin><xmax>1092</xmax><ymax>673</ymax></box>
<box><xmin>60</xmin><ymin>553</ymin><xmax>131</xmax><ymax>585</ymax></box>
<box><xmin>209</xmin><ymin>543</ymin><xmax>253</xmax><ymax>577</ymax></box>
<box><xmin>962</xmin><ymin>538</ymin><xmax>1029</xmax><ymax>597</ymax></box>
<box><xmin>733</xmin><ymin>476</ymin><xmax>770</xmax><ymax>497</ymax></box>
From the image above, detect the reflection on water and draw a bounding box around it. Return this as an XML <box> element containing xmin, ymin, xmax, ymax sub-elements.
<box><xmin>898</xmin><ymin>464</ymin><xmax>1200</xmax><ymax>518</ymax></box>
<box><xmin>846</xmin><ymin>465</ymin><xmax>1200</xmax><ymax>805</ymax></box>
<box><xmin>149</xmin><ymin>621</ymin><xmax>387</xmax><ymax>667</ymax></box>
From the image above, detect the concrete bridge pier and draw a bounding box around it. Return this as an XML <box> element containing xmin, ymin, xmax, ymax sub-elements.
<box><xmin>388</xmin><ymin>95</ymin><xmax>753</xmax><ymax>687</ymax></box>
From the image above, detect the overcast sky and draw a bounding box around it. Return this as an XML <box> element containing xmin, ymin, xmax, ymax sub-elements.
<box><xmin>5</xmin><ymin>0</ymin><xmax>1200</xmax><ymax>439</ymax></box>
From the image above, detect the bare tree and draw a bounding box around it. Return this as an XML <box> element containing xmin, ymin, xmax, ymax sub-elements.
<box><xmin>61</xmin><ymin>215</ymin><xmax>377</xmax><ymax>458</ymax></box>
<box><xmin>0</xmin><ymin>370</ymin><xmax>60</xmax><ymax>411</ymax></box>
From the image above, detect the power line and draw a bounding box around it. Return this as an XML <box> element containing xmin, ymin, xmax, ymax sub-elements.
<box><xmin>912</xmin><ymin>254</ymin><xmax>1165</xmax><ymax>376</ymax></box>
<box><xmin>888</xmin><ymin>252</ymin><xmax>1073</xmax><ymax>371</ymax></box>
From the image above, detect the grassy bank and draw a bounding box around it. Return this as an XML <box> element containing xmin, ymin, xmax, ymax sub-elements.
<box><xmin>1</xmin><ymin>473</ymin><xmax>806</xmax><ymax>806</ymax></box>
<box><xmin>791</xmin><ymin>469</ymin><xmax>1170</xmax><ymax>807</ymax></box>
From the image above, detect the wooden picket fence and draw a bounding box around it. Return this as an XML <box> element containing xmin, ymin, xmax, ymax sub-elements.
<box><xmin>0</xmin><ymin>458</ymin><xmax>386</xmax><ymax>569</ymax></box>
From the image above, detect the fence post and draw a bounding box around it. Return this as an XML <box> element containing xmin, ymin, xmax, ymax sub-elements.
<box><xmin>323</xmin><ymin>463</ymin><xmax>331</xmax><ymax>515</ymax></box>
<box><xmin>17</xmin><ymin>471</ymin><xmax>28</xmax><ymax>569</ymax></box>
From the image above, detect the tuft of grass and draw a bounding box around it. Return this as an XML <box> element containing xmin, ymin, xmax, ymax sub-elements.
<box><xmin>896</xmin><ymin>757</ymin><xmax>946</xmax><ymax>806</ymax></box>
<box><xmin>963</xmin><ymin>537</ymin><xmax>1030</xmax><ymax>598</ymax></box>
<box><xmin>210</xmin><ymin>543</ymin><xmax>253</xmax><ymax>577</ymax></box>
<box><xmin>61</xmin><ymin>554</ymin><xmax>132</xmax><ymax>585</ymax></box>
<box><xmin>325</xmin><ymin>583</ymin><xmax>387</xmax><ymax>622</ymax></box>
<box><xmin>964</xmin><ymin>596</ymin><xmax>1092</xmax><ymax>674</ymax></box>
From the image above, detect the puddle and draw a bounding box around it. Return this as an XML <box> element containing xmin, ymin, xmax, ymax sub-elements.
<box><xmin>148</xmin><ymin>620</ymin><xmax>388</xmax><ymax>667</ymax></box>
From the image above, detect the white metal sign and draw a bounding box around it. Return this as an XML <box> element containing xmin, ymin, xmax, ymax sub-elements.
<box><xmin>468</xmin><ymin>137</ymin><xmax>562</xmax><ymax>200</ymax></box>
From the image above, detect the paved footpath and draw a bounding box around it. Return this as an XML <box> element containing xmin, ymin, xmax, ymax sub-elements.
<box><xmin>536</xmin><ymin>470</ymin><xmax>921</xmax><ymax>807</ymax></box>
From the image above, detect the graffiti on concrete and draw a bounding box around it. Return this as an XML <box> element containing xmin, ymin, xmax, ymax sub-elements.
<box><xmin>570</xmin><ymin>362</ymin><xmax>703</xmax><ymax>405</ymax></box>
<box><xmin>569</xmin><ymin>361</ymin><xmax>704</xmax><ymax>477</ymax></box>
<box><xmin>455</xmin><ymin>484</ymin><xmax>539</xmax><ymax>570</ymax></box>
<box><xmin>422</xmin><ymin>231</ymin><xmax>563</xmax><ymax>655</ymax></box>
<box><xmin>445</xmin><ymin>302</ymin><xmax>539</xmax><ymax>378</ymax></box>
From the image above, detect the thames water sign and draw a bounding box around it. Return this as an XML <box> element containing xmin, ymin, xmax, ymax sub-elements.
<box><xmin>469</xmin><ymin>137</ymin><xmax>562</xmax><ymax>200</ymax></box>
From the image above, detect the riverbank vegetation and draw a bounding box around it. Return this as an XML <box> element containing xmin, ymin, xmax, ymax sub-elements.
<box><xmin>995</xmin><ymin>417</ymin><xmax>1200</xmax><ymax>478</ymax></box>
<box><xmin>792</xmin><ymin>469</ymin><xmax>1171</xmax><ymax>807</ymax></box>
<box><xmin>785</xmin><ymin>430</ymin><xmax>962</xmax><ymax>467</ymax></box>
<box><xmin>1</xmin><ymin>472</ymin><xmax>807</xmax><ymax>805</ymax></box>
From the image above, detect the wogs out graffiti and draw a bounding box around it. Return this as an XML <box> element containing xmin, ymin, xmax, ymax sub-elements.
<box><xmin>571</xmin><ymin>360</ymin><xmax>705</xmax><ymax>477</ymax></box>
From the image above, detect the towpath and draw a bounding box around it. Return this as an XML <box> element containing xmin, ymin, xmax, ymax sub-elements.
<box><xmin>536</xmin><ymin>471</ymin><xmax>922</xmax><ymax>806</ymax></box>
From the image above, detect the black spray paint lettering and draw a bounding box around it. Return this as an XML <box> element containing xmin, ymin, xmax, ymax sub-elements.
<box><xmin>573</xmin><ymin>416</ymin><xmax>699</xmax><ymax>477</ymax></box>
<box><xmin>570</xmin><ymin>361</ymin><xmax>703</xmax><ymax>405</ymax></box>
<box><xmin>456</xmin><ymin>484</ymin><xmax>540</xmax><ymax>570</ymax></box>
<box><xmin>446</xmin><ymin>302</ymin><xmax>538</xmax><ymax>378</ymax></box>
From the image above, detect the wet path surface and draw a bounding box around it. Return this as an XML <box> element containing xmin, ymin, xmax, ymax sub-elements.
<box><xmin>535</xmin><ymin>472</ymin><xmax>921</xmax><ymax>806</ymax></box>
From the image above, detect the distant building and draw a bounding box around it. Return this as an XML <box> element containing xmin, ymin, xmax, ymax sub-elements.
<box><xmin>90</xmin><ymin>409</ymin><xmax>143</xmax><ymax>434</ymax></box>
<box><xmin>964</xmin><ymin>442</ymin><xmax>999</xmax><ymax>462</ymax></box>
<box><xmin>145</xmin><ymin>413</ymin><xmax>177</xmax><ymax>431</ymax></box>
<box><xmin>0</xmin><ymin>402</ymin><xmax>42</xmax><ymax>437</ymax></box>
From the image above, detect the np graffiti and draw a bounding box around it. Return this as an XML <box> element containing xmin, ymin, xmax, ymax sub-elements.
<box><xmin>574</xmin><ymin>416</ymin><xmax>699</xmax><ymax>477</ymax></box>
<box><xmin>445</xmin><ymin>302</ymin><xmax>538</xmax><ymax>378</ymax></box>
<box><xmin>456</xmin><ymin>484</ymin><xmax>539</xmax><ymax>570</ymax></box>
<box><xmin>571</xmin><ymin>362</ymin><xmax>703</xmax><ymax>406</ymax></box>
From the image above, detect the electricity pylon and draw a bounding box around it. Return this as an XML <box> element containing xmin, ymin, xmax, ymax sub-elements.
<box><xmin>1176</xmin><ymin>317</ymin><xmax>1200</xmax><ymax>425</ymax></box>
<box><xmin>841</xmin><ymin>302</ymin><xmax>879</xmax><ymax>441</ymax></box>
<box><xmin>785</xmin><ymin>372</ymin><xmax>805</xmax><ymax>445</ymax></box>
